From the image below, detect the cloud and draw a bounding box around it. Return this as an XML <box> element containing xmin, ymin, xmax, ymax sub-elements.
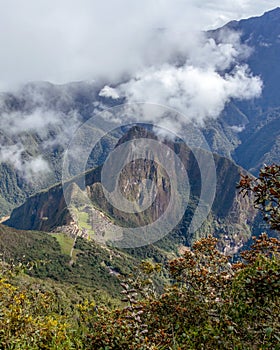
<box><xmin>0</xmin><ymin>82</ymin><xmax>82</xmax><ymax>147</ymax></box>
<box><xmin>101</xmin><ymin>31</ymin><xmax>262</xmax><ymax>126</ymax></box>
<box><xmin>0</xmin><ymin>109</ymin><xmax>60</xmax><ymax>136</ymax></box>
<box><xmin>99</xmin><ymin>86</ymin><xmax>120</xmax><ymax>100</ymax></box>
<box><xmin>229</xmin><ymin>125</ymin><xmax>246</xmax><ymax>132</ymax></box>
<box><xmin>0</xmin><ymin>106</ymin><xmax>80</xmax><ymax>144</ymax></box>
<box><xmin>0</xmin><ymin>88</ymin><xmax>82</xmax><ymax>182</ymax></box>
<box><xmin>0</xmin><ymin>144</ymin><xmax>50</xmax><ymax>182</ymax></box>
<box><xmin>0</xmin><ymin>0</ymin><xmax>278</xmax><ymax>90</ymax></box>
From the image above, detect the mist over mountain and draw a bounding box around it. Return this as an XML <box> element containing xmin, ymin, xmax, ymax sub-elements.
<box><xmin>1</xmin><ymin>8</ymin><xmax>280</xmax><ymax>241</ymax></box>
<box><xmin>206</xmin><ymin>7</ymin><xmax>280</xmax><ymax>173</ymax></box>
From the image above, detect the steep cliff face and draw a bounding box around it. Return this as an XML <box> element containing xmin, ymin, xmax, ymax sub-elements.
<box><xmin>4</xmin><ymin>183</ymin><xmax>70</xmax><ymax>231</ymax></box>
<box><xmin>5</xmin><ymin>126</ymin><xmax>258</xmax><ymax>252</ymax></box>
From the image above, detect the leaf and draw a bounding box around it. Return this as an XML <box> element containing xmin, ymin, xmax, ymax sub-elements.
<box><xmin>265</xmin><ymin>327</ymin><xmax>273</xmax><ymax>336</ymax></box>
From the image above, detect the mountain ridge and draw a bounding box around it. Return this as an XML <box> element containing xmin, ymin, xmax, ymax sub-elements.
<box><xmin>5</xmin><ymin>125</ymin><xmax>259</xmax><ymax>254</ymax></box>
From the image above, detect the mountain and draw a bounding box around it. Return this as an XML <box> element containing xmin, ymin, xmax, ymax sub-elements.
<box><xmin>0</xmin><ymin>81</ymin><xmax>120</xmax><ymax>216</ymax></box>
<box><xmin>1</xmin><ymin>8</ymin><xmax>280</xmax><ymax>250</ymax></box>
<box><xmin>205</xmin><ymin>7</ymin><xmax>280</xmax><ymax>174</ymax></box>
<box><xmin>5</xmin><ymin>125</ymin><xmax>260</xmax><ymax>254</ymax></box>
<box><xmin>1</xmin><ymin>8</ymin><xmax>280</xmax><ymax>219</ymax></box>
<box><xmin>226</xmin><ymin>7</ymin><xmax>280</xmax><ymax>108</ymax></box>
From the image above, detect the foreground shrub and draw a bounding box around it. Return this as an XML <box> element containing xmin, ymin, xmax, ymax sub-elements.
<box><xmin>85</xmin><ymin>234</ymin><xmax>280</xmax><ymax>349</ymax></box>
<box><xmin>0</xmin><ymin>271</ymin><xmax>74</xmax><ymax>349</ymax></box>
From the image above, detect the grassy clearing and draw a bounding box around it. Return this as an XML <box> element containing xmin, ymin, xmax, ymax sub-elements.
<box><xmin>51</xmin><ymin>233</ymin><xmax>74</xmax><ymax>256</ymax></box>
<box><xmin>76</xmin><ymin>210</ymin><xmax>92</xmax><ymax>231</ymax></box>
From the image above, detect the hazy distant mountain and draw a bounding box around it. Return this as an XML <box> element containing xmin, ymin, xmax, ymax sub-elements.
<box><xmin>0</xmin><ymin>81</ymin><xmax>120</xmax><ymax>215</ymax></box>
<box><xmin>206</xmin><ymin>7</ymin><xmax>280</xmax><ymax>173</ymax></box>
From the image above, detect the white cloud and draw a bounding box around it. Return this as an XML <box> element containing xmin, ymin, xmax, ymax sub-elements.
<box><xmin>105</xmin><ymin>32</ymin><xmax>262</xmax><ymax>126</ymax></box>
<box><xmin>229</xmin><ymin>125</ymin><xmax>245</xmax><ymax>132</ymax></box>
<box><xmin>0</xmin><ymin>109</ymin><xmax>60</xmax><ymax>136</ymax></box>
<box><xmin>0</xmin><ymin>144</ymin><xmax>50</xmax><ymax>181</ymax></box>
<box><xmin>0</xmin><ymin>106</ymin><xmax>81</xmax><ymax>144</ymax></box>
<box><xmin>99</xmin><ymin>86</ymin><xmax>120</xmax><ymax>100</ymax></box>
<box><xmin>0</xmin><ymin>0</ymin><xmax>278</xmax><ymax>90</ymax></box>
<box><xmin>0</xmin><ymin>92</ymin><xmax>82</xmax><ymax>182</ymax></box>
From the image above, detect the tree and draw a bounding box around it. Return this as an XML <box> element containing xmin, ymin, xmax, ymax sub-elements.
<box><xmin>238</xmin><ymin>164</ymin><xmax>280</xmax><ymax>231</ymax></box>
<box><xmin>86</xmin><ymin>164</ymin><xmax>280</xmax><ymax>349</ymax></box>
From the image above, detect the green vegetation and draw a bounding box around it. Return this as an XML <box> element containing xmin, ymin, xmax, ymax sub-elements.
<box><xmin>87</xmin><ymin>234</ymin><xmax>280</xmax><ymax>349</ymax></box>
<box><xmin>70</xmin><ymin>205</ymin><xmax>95</xmax><ymax>237</ymax></box>
<box><xmin>0</xmin><ymin>233</ymin><xmax>279</xmax><ymax>349</ymax></box>
<box><xmin>0</xmin><ymin>164</ymin><xmax>279</xmax><ymax>349</ymax></box>
<box><xmin>76</xmin><ymin>210</ymin><xmax>92</xmax><ymax>231</ymax></box>
<box><xmin>238</xmin><ymin>164</ymin><xmax>280</xmax><ymax>231</ymax></box>
<box><xmin>0</xmin><ymin>225</ymin><xmax>138</xmax><ymax>298</ymax></box>
<box><xmin>50</xmin><ymin>232</ymin><xmax>74</xmax><ymax>256</ymax></box>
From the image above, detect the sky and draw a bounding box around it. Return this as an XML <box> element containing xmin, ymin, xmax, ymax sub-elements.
<box><xmin>0</xmin><ymin>0</ymin><xmax>279</xmax><ymax>90</ymax></box>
